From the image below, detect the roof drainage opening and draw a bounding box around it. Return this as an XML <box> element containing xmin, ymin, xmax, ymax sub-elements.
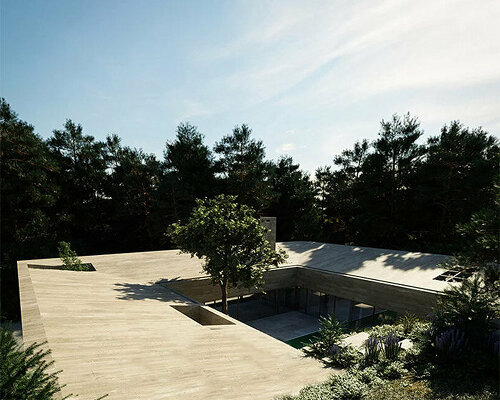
<box><xmin>171</xmin><ymin>305</ymin><xmax>235</xmax><ymax>326</ymax></box>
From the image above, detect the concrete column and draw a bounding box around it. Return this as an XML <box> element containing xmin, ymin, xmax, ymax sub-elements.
<box><xmin>258</xmin><ymin>293</ymin><xmax>262</xmax><ymax>317</ymax></box>
<box><xmin>348</xmin><ymin>300</ymin><xmax>355</xmax><ymax>323</ymax></box>
<box><xmin>318</xmin><ymin>292</ymin><xmax>322</xmax><ymax>317</ymax></box>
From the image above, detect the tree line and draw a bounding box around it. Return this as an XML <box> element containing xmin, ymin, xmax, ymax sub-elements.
<box><xmin>1</xmin><ymin>98</ymin><xmax>498</xmax><ymax>320</ymax></box>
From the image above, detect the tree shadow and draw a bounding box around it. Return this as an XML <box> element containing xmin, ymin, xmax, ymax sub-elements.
<box><xmin>281</xmin><ymin>241</ymin><xmax>449</xmax><ymax>278</ymax></box>
<box><xmin>114</xmin><ymin>278</ymin><xmax>195</xmax><ymax>303</ymax></box>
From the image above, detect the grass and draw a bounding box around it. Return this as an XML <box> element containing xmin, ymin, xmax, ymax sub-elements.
<box><xmin>365</xmin><ymin>376</ymin><xmax>498</xmax><ymax>400</ymax></box>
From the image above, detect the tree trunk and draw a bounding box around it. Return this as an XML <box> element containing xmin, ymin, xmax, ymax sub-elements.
<box><xmin>220</xmin><ymin>278</ymin><xmax>229</xmax><ymax>314</ymax></box>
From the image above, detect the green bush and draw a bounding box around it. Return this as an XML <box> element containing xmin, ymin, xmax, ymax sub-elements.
<box><xmin>330</xmin><ymin>373</ymin><xmax>368</xmax><ymax>400</ymax></box>
<box><xmin>351</xmin><ymin>366</ymin><xmax>383</xmax><ymax>386</ymax></box>
<box><xmin>408</xmin><ymin>321</ymin><xmax>432</xmax><ymax>342</ymax></box>
<box><xmin>308</xmin><ymin>315</ymin><xmax>346</xmax><ymax>358</ymax></box>
<box><xmin>329</xmin><ymin>344</ymin><xmax>363</xmax><ymax>368</ymax></box>
<box><xmin>57</xmin><ymin>241</ymin><xmax>91</xmax><ymax>271</ymax></box>
<box><xmin>368</xmin><ymin>324</ymin><xmax>404</xmax><ymax>340</ymax></box>
<box><xmin>0</xmin><ymin>325</ymin><xmax>63</xmax><ymax>400</ymax></box>
<box><xmin>376</xmin><ymin>360</ymin><xmax>408</xmax><ymax>380</ymax></box>
<box><xmin>275</xmin><ymin>382</ymin><xmax>332</xmax><ymax>400</ymax></box>
<box><xmin>398</xmin><ymin>313</ymin><xmax>420</xmax><ymax>337</ymax></box>
<box><xmin>433</xmin><ymin>275</ymin><xmax>498</xmax><ymax>345</ymax></box>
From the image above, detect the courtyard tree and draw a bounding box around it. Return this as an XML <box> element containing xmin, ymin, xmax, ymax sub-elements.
<box><xmin>168</xmin><ymin>195</ymin><xmax>287</xmax><ymax>314</ymax></box>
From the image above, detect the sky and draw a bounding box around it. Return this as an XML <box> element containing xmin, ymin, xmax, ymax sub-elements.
<box><xmin>2</xmin><ymin>0</ymin><xmax>500</xmax><ymax>173</ymax></box>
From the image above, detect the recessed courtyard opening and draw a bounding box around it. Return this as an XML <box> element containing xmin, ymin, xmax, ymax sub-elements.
<box><xmin>207</xmin><ymin>287</ymin><xmax>392</xmax><ymax>346</ymax></box>
<box><xmin>171</xmin><ymin>304</ymin><xmax>235</xmax><ymax>326</ymax></box>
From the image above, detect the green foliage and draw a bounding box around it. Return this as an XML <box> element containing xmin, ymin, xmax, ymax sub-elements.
<box><xmin>368</xmin><ymin>324</ymin><xmax>404</xmax><ymax>340</ymax></box>
<box><xmin>214</xmin><ymin>124</ymin><xmax>272</xmax><ymax>210</ymax></box>
<box><xmin>162</xmin><ymin>123</ymin><xmax>216</xmax><ymax>222</ymax></box>
<box><xmin>329</xmin><ymin>372</ymin><xmax>368</xmax><ymax>400</ymax></box>
<box><xmin>398</xmin><ymin>313</ymin><xmax>420</xmax><ymax>337</ymax></box>
<box><xmin>0</xmin><ymin>325</ymin><xmax>63</xmax><ymax>400</ymax></box>
<box><xmin>0</xmin><ymin>99</ymin><xmax>58</xmax><ymax>320</ymax></box>
<box><xmin>315</xmin><ymin>139</ymin><xmax>369</xmax><ymax>243</ymax></box>
<box><xmin>382</xmin><ymin>332</ymin><xmax>403</xmax><ymax>361</ymax></box>
<box><xmin>443</xmin><ymin>182</ymin><xmax>500</xmax><ymax>289</ymax></box>
<box><xmin>268</xmin><ymin>157</ymin><xmax>323</xmax><ymax>241</ymax></box>
<box><xmin>376</xmin><ymin>360</ymin><xmax>408</xmax><ymax>380</ymax></box>
<box><xmin>2</xmin><ymin>99</ymin><xmax>499</xmax><ymax>324</ymax></box>
<box><xmin>329</xmin><ymin>344</ymin><xmax>363</xmax><ymax>369</ymax></box>
<box><xmin>106</xmin><ymin>142</ymin><xmax>162</xmax><ymax>250</ymax></box>
<box><xmin>355</xmin><ymin>113</ymin><xmax>424</xmax><ymax>247</ymax></box>
<box><xmin>365</xmin><ymin>377</ymin><xmax>498</xmax><ymax>400</ymax></box>
<box><xmin>308</xmin><ymin>315</ymin><xmax>346</xmax><ymax>357</ymax></box>
<box><xmin>407</xmin><ymin>321</ymin><xmax>432</xmax><ymax>342</ymax></box>
<box><xmin>363</xmin><ymin>336</ymin><xmax>381</xmax><ymax>365</ymax></box>
<box><xmin>169</xmin><ymin>195</ymin><xmax>287</xmax><ymax>313</ymax></box>
<box><xmin>351</xmin><ymin>366</ymin><xmax>383</xmax><ymax>386</ymax></box>
<box><xmin>276</xmin><ymin>382</ymin><xmax>333</xmax><ymax>400</ymax></box>
<box><xmin>57</xmin><ymin>241</ymin><xmax>90</xmax><ymax>271</ymax></box>
<box><xmin>433</xmin><ymin>275</ymin><xmax>499</xmax><ymax>344</ymax></box>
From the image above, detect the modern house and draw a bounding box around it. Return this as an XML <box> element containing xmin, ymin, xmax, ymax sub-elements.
<box><xmin>18</xmin><ymin>240</ymin><xmax>453</xmax><ymax>399</ymax></box>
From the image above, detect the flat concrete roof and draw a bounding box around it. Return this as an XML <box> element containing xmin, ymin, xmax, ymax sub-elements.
<box><xmin>18</xmin><ymin>241</ymin><xmax>450</xmax><ymax>399</ymax></box>
<box><xmin>280</xmin><ymin>241</ymin><xmax>450</xmax><ymax>292</ymax></box>
<box><xmin>18</xmin><ymin>245</ymin><xmax>331</xmax><ymax>400</ymax></box>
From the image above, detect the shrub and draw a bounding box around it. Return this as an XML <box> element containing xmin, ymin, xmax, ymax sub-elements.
<box><xmin>434</xmin><ymin>328</ymin><xmax>468</xmax><ymax>363</ymax></box>
<box><xmin>364</xmin><ymin>336</ymin><xmax>380</xmax><ymax>365</ymax></box>
<box><xmin>376</xmin><ymin>360</ymin><xmax>408</xmax><ymax>380</ymax></box>
<box><xmin>275</xmin><ymin>382</ymin><xmax>333</xmax><ymax>400</ymax></box>
<box><xmin>309</xmin><ymin>315</ymin><xmax>346</xmax><ymax>357</ymax></box>
<box><xmin>408</xmin><ymin>321</ymin><xmax>432</xmax><ymax>342</ymax></box>
<box><xmin>0</xmin><ymin>325</ymin><xmax>63</xmax><ymax>399</ymax></box>
<box><xmin>368</xmin><ymin>324</ymin><xmax>403</xmax><ymax>341</ymax></box>
<box><xmin>398</xmin><ymin>313</ymin><xmax>420</xmax><ymax>337</ymax></box>
<box><xmin>433</xmin><ymin>275</ymin><xmax>498</xmax><ymax>346</ymax></box>
<box><xmin>330</xmin><ymin>372</ymin><xmax>368</xmax><ymax>400</ymax></box>
<box><xmin>329</xmin><ymin>344</ymin><xmax>363</xmax><ymax>368</ymax></box>
<box><xmin>351</xmin><ymin>366</ymin><xmax>383</xmax><ymax>386</ymax></box>
<box><xmin>57</xmin><ymin>241</ymin><xmax>92</xmax><ymax>271</ymax></box>
<box><xmin>383</xmin><ymin>332</ymin><xmax>402</xmax><ymax>360</ymax></box>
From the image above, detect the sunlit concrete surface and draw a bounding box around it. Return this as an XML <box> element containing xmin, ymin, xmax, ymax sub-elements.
<box><xmin>18</xmin><ymin>241</ymin><xmax>451</xmax><ymax>400</ymax></box>
<box><xmin>18</xmin><ymin>248</ymin><xmax>331</xmax><ymax>400</ymax></box>
<box><xmin>246</xmin><ymin>311</ymin><xmax>321</xmax><ymax>342</ymax></box>
<box><xmin>281</xmin><ymin>241</ymin><xmax>450</xmax><ymax>292</ymax></box>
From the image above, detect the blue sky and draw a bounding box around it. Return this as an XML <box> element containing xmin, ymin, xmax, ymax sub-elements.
<box><xmin>3</xmin><ymin>0</ymin><xmax>500</xmax><ymax>173</ymax></box>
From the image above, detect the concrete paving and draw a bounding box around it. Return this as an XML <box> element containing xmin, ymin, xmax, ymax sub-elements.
<box><xmin>18</xmin><ymin>250</ymin><xmax>332</xmax><ymax>400</ymax></box>
<box><xmin>18</xmin><ymin>241</ymin><xmax>451</xmax><ymax>399</ymax></box>
<box><xmin>343</xmin><ymin>331</ymin><xmax>369</xmax><ymax>349</ymax></box>
<box><xmin>246</xmin><ymin>311</ymin><xmax>321</xmax><ymax>342</ymax></box>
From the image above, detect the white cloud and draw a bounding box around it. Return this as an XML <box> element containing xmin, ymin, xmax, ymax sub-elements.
<box><xmin>275</xmin><ymin>142</ymin><xmax>296</xmax><ymax>154</ymax></box>
<box><xmin>197</xmin><ymin>0</ymin><xmax>500</xmax><ymax>119</ymax></box>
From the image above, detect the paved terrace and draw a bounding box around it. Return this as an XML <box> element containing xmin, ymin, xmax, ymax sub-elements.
<box><xmin>18</xmin><ymin>241</ymin><xmax>451</xmax><ymax>400</ymax></box>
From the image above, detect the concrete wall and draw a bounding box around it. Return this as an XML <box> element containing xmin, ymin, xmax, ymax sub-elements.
<box><xmin>295</xmin><ymin>268</ymin><xmax>439</xmax><ymax>316</ymax></box>
<box><xmin>260</xmin><ymin>217</ymin><xmax>277</xmax><ymax>250</ymax></box>
<box><xmin>163</xmin><ymin>265</ymin><xmax>441</xmax><ymax>316</ymax></box>
<box><xmin>163</xmin><ymin>266</ymin><xmax>297</xmax><ymax>303</ymax></box>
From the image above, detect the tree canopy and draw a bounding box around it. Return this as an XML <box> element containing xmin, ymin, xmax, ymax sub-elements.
<box><xmin>1</xmin><ymin>98</ymin><xmax>498</xmax><ymax>321</ymax></box>
<box><xmin>168</xmin><ymin>195</ymin><xmax>287</xmax><ymax>313</ymax></box>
